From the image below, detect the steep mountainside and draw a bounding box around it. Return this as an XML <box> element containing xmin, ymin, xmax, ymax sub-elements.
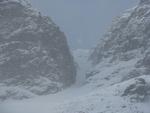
<box><xmin>0</xmin><ymin>0</ymin><xmax>76</xmax><ymax>100</ymax></box>
<box><xmin>1</xmin><ymin>0</ymin><xmax>150</xmax><ymax>113</ymax></box>
<box><xmin>88</xmin><ymin>0</ymin><xmax>150</xmax><ymax>86</ymax></box>
<box><xmin>1</xmin><ymin>55</ymin><xmax>150</xmax><ymax>113</ymax></box>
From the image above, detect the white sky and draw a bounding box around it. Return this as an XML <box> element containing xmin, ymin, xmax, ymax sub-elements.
<box><xmin>29</xmin><ymin>0</ymin><xmax>139</xmax><ymax>49</ymax></box>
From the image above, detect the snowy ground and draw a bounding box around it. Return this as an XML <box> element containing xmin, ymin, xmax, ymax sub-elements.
<box><xmin>0</xmin><ymin>85</ymin><xmax>92</xmax><ymax>113</ymax></box>
<box><xmin>1</xmin><ymin>76</ymin><xmax>150</xmax><ymax>113</ymax></box>
<box><xmin>0</xmin><ymin>49</ymin><xmax>91</xmax><ymax>113</ymax></box>
<box><xmin>0</xmin><ymin>49</ymin><xmax>150</xmax><ymax>113</ymax></box>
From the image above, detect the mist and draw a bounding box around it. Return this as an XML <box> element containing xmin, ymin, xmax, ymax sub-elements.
<box><xmin>1</xmin><ymin>0</ymin><xmax>150</xmax><ymax>113</ymax></box>
<box><xmin>30</xmin><ymin>0</ymin><xmax>138</xmax><ymax>49</ymax></box>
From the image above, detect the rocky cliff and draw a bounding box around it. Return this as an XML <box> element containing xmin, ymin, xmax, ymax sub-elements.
<box><xmin>0</xmin><ymin>0</ymin><xmax>76</xmax><ymax>100</ymax></box>
<box><xmin>89</xmin><ymin>0</ymin><xmax>150</xmax><ymax>85</ymax></box>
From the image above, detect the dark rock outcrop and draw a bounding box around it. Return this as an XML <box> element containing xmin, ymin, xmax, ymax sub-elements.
<box><xmin>122</xmin><ymin>78</ymin><xmax>149</xmax><ymax>102</ymax></box>
<box><xmin>0</xmin><ymin>0</ymin><xmax>76</xmax><ymax>100</ymax></box>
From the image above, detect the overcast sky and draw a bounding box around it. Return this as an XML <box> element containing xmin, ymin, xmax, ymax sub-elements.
<box><xmin>29</xmin><ymin>0</ymin><xmax>139</xmax><ymax>49</ymax></box>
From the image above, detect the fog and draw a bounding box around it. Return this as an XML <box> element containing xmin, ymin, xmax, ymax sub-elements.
<box><xmin>1</xmin><ymin>1</ymin><xmax>150</xmax><ymax>113</ymax></box>
<box><xmin>30</xmin><ymin>0</ymin><xmax>138</xmax><ymax>49</ymax></box>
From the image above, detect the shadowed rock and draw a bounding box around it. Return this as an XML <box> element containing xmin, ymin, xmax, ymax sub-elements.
<box><xmin>0</xmin><ymin>0</ymin><xmax>76</xmax><ymax>100</ymax></box>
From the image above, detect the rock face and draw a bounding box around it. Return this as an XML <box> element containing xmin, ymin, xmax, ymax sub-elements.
<box><xmin>0</xmin><ymin>0</ymin><xmax>76</xmax><ymax>100</ymax></box>
<box><xmin>122</xmin><ymin>78</ymin><xmax>149</xmax><ymax>102</ymax></box>
<box><xmin>89</xmin><ymin>0</ymin><xmax>150</xmax><ymax>84</ymax></box>
<box><xmin>140</xmin><ymin>0</ymin><xmax>150</xmax><ymax>5</ymax></box>
<box><xmin>90</xmin><ymin>0</ymin><xmax>150</xmax><ymax>64</ymax></box>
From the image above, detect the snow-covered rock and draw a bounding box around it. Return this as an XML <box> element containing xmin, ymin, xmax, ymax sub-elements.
<box><xmin>122</xmin><ymin>78</ymin><xmax>150</xmax><ymax>102</ymax></box>
<box><xmin>53</xmin><ymin>76</ymin><xmax>150</xmax><ymax>113</ymax></box>
<box><xmin>88</xmin><ymin>0</ymin><xmax>150</xmax><ymax>87</ymax></box>
<box><xmin>1</xmin><ymin>76</ymin><xmax>150</xmax><ymax>113</ymax></box>
<box><xmin>1</xmin><ymin>0</ymin><xmax>150</xmax><ymax>113</ymax></box>
<box><xmin>68</xmin><ymin>0</ymin><xmax>150</xmax><ymax>112</ymax></box>
<box><xmin>0</xmin><ymin>0</ymin><xmax>76</xmax><ymax>100</ymax></box>
<box><xmin>49</xmin><ymin>0</ymin><xmax>150</xmax><ymax>112</ymax></box>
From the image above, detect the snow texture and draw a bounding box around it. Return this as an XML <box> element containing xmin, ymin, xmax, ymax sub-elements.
<box><xmin>1</xmin><ymin>0</ymin><xmax>150</xmax><ymax>113</ymax></box>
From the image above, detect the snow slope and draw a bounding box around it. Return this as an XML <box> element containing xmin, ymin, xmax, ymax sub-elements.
<box><xmin>1</xmin><ymin>0</ymin><xmax>150</xmax><ymax>113</ymax></box>
<box><xmin>1</xmin><ymin>76</ymin><xmax>150</xmax><ymax>113</ymax></box>
<box><xmin>1</xmin><ymin>49</ymin><xmax>150</xmax><ymax>113</ymax></box>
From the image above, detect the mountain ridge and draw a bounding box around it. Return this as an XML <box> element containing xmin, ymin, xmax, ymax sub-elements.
<box><xmin>0</xmin><ymin>0</ymin><xmax>76</xmax><ymax>101</ymax></box>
